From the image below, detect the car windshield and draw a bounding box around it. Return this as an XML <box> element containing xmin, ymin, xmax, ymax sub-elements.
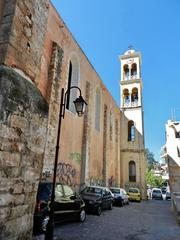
<box><xmin>129</xmin><ymin>188</ymin><xmax>138</xmax><ymax>193</ymax></box>
<box><xmin>110</xmin><ymin>189</ymin><xmax>120</xmax><ymax>194</ymax></box>
<box><xmin>153</xmin><ymin>190</ymin><xmax>161</xmax><ymax>193</ymax></box>
<box><xmin>85</xmin><ymin>187</ymin><xmax>102</xmax><ymax>196</ymax></box>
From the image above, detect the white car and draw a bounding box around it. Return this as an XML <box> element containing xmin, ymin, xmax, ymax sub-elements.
<box><xmin>151</xmin><ymin>188</ymin><xmax>163</xmax><ymax>200</ymax></box>
<box><xmin>110</xmin><ymin>187</ymin><xmax>129</xmax><ymax>206</ymax></box>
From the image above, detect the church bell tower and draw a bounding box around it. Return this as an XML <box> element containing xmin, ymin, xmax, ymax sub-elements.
<box><xmin>119</xmin><ymin>48</ymin><xmax>146</xmax><ymax>199</ymax></box>
<box><xmin>120</xmin><ymin>48</ymin><xmax>144</xmax><ymax>135</ymax></box>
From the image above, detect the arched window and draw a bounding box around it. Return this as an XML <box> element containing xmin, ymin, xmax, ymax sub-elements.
<box><xmin>123</xmin><ymin>89</ymin><xmax>130</xmax><ymax>107</ymax></box>
<box><xmin>66</xmin><ymin>56</ymin><xmax>79</xmax><ymax>114</ymax></box>
<box><xmin>131</xmin><ymin>88</ymin><xmax>138</xmax><ymax>107</ymax></box>
<box><xmin>131</xmin><ymin>63</ymin><xmax>137</xmax><ymax>79</ymax></box>
<box><xmin>129</xmin><ymin>161</ymin><xmax>136</xmax><ymax>182</ymax></box>
<box><xmin>123</xmin><ymin>64</ymin><xmax>129</xmax><ymax>80</ymax></box>
<box><xmin>128</xmin><ymin>120</ymin><xmax>135</xmax><ymax>141</ymax></box>
<box><xmin>95</xmin><ymin>88</ymin><xmax>101</xmax><ymax>131</ymax></box>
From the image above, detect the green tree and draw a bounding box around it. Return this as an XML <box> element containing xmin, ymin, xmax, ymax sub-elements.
<box><xmin>146</xmin><ymin>171</ymin><xmax>164</xmax><ymax>188</ymax></box>
<box><xmin>145</xmin><ymin>148</ymin><xmax>157</xmax><ymax>170</ymax></box>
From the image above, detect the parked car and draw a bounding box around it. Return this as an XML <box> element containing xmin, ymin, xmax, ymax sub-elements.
<box><xmin>81</xmin><ymin>186</ymin><xmax>114</xmax><ymax>215</ymax></box>
<box><xmin>127</xmin><ymin>187</ymin><xmax>141</xmax><ymax>202</ymax></box>
<box><xmin>33</xmin><ymin>182</ymin><xmax>86</xmax><ymax>233</ymax></box>
<box><xmin>151</xmin><ymin>188</ymin><xmax>163</xmax><ymax>200</ymax></box>
<box><xmin>161</xmin><ymin>186</ymin><xmax>167</xmax><ymax>194</ymax></box>
<box><xmin>165</xmin><ymin>191</ymin><xmax>171</xmax><ymax>200</ymax></box>
<box><xmin>110</xmin><ymin>187</ymin><xmax>129</xmax><ymax>206</ymax></box>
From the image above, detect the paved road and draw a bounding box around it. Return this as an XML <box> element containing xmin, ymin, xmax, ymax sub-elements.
<box><xmin>35</xmin><ymin>200</ymin><xmax>180</xmax><ymax>240</ymax></box>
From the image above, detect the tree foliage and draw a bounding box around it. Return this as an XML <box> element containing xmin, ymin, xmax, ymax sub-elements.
<box><xmin>146</xmin><ymin>171</ymin><xmax>164</xmax><ymax>188</ymax></box>
<box><xmin>145</xmin><ymin>148</ymin><xmax>157</xmax><ymax>170</ymax></box>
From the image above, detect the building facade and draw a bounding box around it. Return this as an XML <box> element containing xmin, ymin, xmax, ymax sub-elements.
<box><xmin>161</xmin><ymin>120</ymin><xmax>180</xmax><ymax>224</ymax></box>
<box><xmin>0</xmin><ymin>1</ymin><xmax>146</xmax><ymax>239</ymax></box>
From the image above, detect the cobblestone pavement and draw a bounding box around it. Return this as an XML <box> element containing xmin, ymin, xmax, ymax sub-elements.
<box><xmin>34</xmin><ymin>200</ymin><xmax>180</xmax><ymax>240</ymax></box>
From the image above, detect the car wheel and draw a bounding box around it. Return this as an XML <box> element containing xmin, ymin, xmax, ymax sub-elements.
<box><xmin>97</xmin><ymin>206</ymin><xmax>102</xmax><ymax>216</ymax></box>
<box><xmin>79</xmin><ymin>209</ymin><xmax>86</xmax><ymax>222</ymax></box>
<box><xmin>109</xmin><ymin>202</ymin><xmax>113</xmax><ymax>210</ymax></box>
<box><xmin>41</xmin><ymin>215</ymin><xmax>49</xmax><ymax>232</ymax></box>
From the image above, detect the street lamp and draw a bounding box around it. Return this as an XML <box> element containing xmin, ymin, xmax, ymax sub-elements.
<box><xmin>45</xmin><ymin>86</ymin><xmax>87</xmax><ymax>240</ymax></box>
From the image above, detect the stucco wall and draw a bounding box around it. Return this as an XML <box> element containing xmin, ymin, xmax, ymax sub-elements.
<box><xmin>41</xmin><ymin>4</ymin><xmax>121</xmax><ymax>188</ymax></box>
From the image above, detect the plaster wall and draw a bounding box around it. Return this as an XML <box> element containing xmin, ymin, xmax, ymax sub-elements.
<box><xmin>40</xmin><ymin>4</ymin><xmax>121</xmax><ymax>188</ymax></box>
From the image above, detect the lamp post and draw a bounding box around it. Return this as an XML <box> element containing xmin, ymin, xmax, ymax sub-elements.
<box><xmin>45</xmin><ymin>86</ymin><xmax>87</xmax><ymax>240</ymax></box>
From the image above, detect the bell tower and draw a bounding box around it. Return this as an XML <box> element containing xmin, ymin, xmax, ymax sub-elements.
<box><xmin>119</xmin><ymin>48</ymin><xmax>146</xmax><ymax>199</ymax></box>
<box><xmin>120</xmin><ymin>48</ymin><xmax>144</xmax><ymax>135</ymax></box>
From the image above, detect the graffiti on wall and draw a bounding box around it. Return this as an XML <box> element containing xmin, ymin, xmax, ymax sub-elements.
<box><xmin>57</xmin><ymin>162</ymin><xmax>76</xmax><ymax>186</ymax></box>
<box><xmin>69</xmin><ymin>152</ymin><xmax>81</xmax><ymax>165</ymax></box>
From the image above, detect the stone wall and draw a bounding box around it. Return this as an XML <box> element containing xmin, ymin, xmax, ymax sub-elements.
<box><xmin>0</xmin><ymin>66</ymin><xmax>48</xmax><ymax>239</ymax></box>
<box><xmin>2</xmin><ymin>0</ymin><xmax>49</xmax><ymax>82</ymax></box>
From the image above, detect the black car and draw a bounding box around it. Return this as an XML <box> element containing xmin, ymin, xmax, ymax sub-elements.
<box><xmin>81</xmin><ymin>186</ymin><xmax>114</xmax><ymax>216</ymax></box>
<box><xmin>33</xmin><ymin>182</ymin><xmax>86</xmax><ymax>233</ymax></box>
<box><xmin>165</xmin><ymin>191</ymin><xmax>171</xmax><ymax>200</ymax></box>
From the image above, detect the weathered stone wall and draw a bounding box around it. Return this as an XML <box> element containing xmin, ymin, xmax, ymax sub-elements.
<box><xmin>3</xmin><ymin>0</ymin><xmax>50</xmax><ymax>82</ymax></box>
<box><xmin>0</xmin><ymin>66</ymin><xmax>48</xmax><ymax>239</ymax></box>
<box><xmin>0</xmin><ymin>0</ymin><xmax>16</xmax><ymax>64</ymax></box>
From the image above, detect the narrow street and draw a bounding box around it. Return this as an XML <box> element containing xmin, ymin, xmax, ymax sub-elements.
<box><xmin>46</xmin><ymin>200</ymin><xmax>180</xmax><ymax>240</ymax></box>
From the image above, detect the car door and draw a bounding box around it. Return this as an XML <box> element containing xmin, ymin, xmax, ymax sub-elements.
<box><xmin>53</xmin><ymin>184</ymin><xmax>65</xmax><ymax>222</ymax></box>
<box><xmin>122</xmin><ymin>189</ymin><xmax>128</xmax><ymax>203</ymax></box>
<box><xmin>103</xmin><ymin>189</ymin><xmax>112</xmax><ymax>209</ymax></box>
<box><xmin>62</xmin><ymin>185</ymin><xmax>81</xmax><ymax>220</ymax></box>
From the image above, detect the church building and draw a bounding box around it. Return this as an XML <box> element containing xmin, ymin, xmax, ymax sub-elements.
<box><xmin>0</xmin><ymin>1</ymin><xmax>146</xmax><ymax>239</ymax></box>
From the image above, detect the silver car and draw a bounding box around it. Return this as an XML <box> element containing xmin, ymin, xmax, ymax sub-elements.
<box><xmin>110</xmin><ymin>187</ymin><xmax>129</xmax><ymax>206</ymax></box>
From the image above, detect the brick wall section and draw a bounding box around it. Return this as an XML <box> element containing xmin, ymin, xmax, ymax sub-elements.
<box><xmin>0</xmin><ymin>66</ymin><xmax>48</xmax><ymax>240</ymax></box>
<box><xmin>43</xmin><ymin>43</ymin><xmax>64</xmax><ymax>175</ymax></box>
<box><xmin>3</xmin><ymin>0</ymin><xmax>49</xmax><ymax>82</ymax></box>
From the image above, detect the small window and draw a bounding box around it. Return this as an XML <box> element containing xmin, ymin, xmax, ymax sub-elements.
<box><xmin>129</xmin><ymin>161</ymin><xmax>136</xmax><ymax>182</ymax></box>
<box><xmin>123</xmin><ymin>88</ymin><xmax>130</xmax><ymax>107</ymax></box>
<box><xmin>176</xmin><ymin>132</ymin><xmax>180</xmax><ymax>138</ymax></box>
<box><xmin>131</xmin><ymin>63</ymin><xmax>137</xmax><ymax>79</ymax></box>
<box><xmin>131</xmin><ymin>88</ymin><xmax>138</xmax><ymax>107</ymax></box>
<box><xmin>123</xmin><ymin>64</ymin><xmax>129</xmax><ymax>80</ymax></box>
<box><xmin>128</xmin><ymin>120</ymin><xmax>135</xmax><ymax>141</ymax></box>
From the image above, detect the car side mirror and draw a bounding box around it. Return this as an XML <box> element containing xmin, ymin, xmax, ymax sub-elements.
<box><xmin>70</xmin><ymin>195</ymin><xmax>77</xmax><ymax>200</ymax></box>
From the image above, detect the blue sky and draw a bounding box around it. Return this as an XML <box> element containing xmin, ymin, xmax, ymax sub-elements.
<box><xmin>51</xmin><ymin>0</ymin><xmax>180</xmax><ymax>161</ymax></box>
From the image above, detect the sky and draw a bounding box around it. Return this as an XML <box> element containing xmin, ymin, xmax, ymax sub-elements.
<box><xmin>51</xmin><ymin>0</ymin><xmax>180</xmax><ymax>161</ymax></box>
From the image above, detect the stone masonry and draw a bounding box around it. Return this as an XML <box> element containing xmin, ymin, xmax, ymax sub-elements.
<box><xmin>0</xmin><ymin>66</ymin><xmax>48</xmax><ymax>239</ymax></box>
<box><xmin>0</xmin><ymin>1</ymin><xmax>50</xmax><ymax>239</ymax></box>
